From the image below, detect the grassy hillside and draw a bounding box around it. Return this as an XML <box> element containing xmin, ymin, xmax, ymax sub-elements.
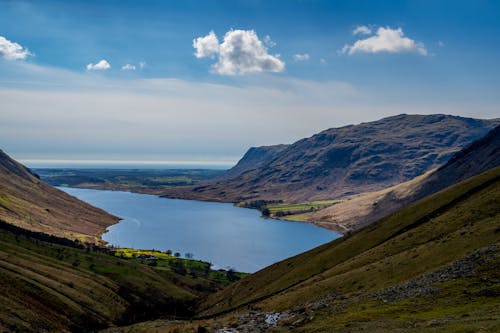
<box><xmin>170</xmin><ymin>165</ymin><xmax>499</xmax><ymax>332</ymax></box>
<box><xmin>0</xmin><ymin>221</ymin><xmax>229</xmax><ymax>332</ymax></box>
<box><xmin>0</xmin><ymin>150</ymin><xmax>119</xmax><ymax>243</ymax></box>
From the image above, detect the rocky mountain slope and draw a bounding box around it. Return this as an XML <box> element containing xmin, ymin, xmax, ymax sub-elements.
<box><xmin>162</xmin><ymin>114</ymin><xmax>499</xmax><ymax>203</ymax></box>
<box><xmin>0</xmin><ymin>149</ymin><xmax>119</xmax><ymax>243</ymax></box>
<box><xmin>311</xmin><ymin>124</ymin><xmax>500</xmax><ymax>232</ymax></box>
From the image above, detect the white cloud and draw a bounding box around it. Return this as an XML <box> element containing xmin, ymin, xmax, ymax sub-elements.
<box><xmin>121</xmin><ymin>64</ymin><xmax>136</xmax><ymax>71</ymax></box>
<box><xmin>293</xmin><ymin>53</ymin><xmax>310</xmax><ymax>61</ymax></box>
<box><xmin>264</xmin><ymin>35</ymin><xmax>276</xmax><ymax>48</ymax></box>
<box><xmin>438</xmin><ymin>40</ymin><xmax>445</xmax><ymax>47</ymax></box>
<box><xmin>139</xmin><ymin>61</ymin><xmax>146</xmax><ymax>69</ymax></box>
<box><xmin>2</xmin><ymin>62</ymin><xmax>498</xmax><ymax>163</ymax></box>
<box><xmin>193</xmin><ymin>29</ymin><xmax>285</xmax><ymax>75</ymax></box>
<box><xmin>352</xmin><ymin>25</ymin><xmax>372</xmax><ymax>35</ymax></box>
<box><xmin>0</xmin><ymin>36</ymin><xmax>32</xmax><ymax>60</ymax></box>
<box><xmin>320</xmin><ymin>58</ymin><xmax>327</xmax><ymax>64</ymax></box>
<box><xmin>86</xmin><ymin>59</ymin><xmax>111</xmax><ymax>70</ymax></box>
<box><xmin>193</xmin><ymin>31</ymin><xmax>219</xmax><ymax>58</ymax></box>
<box><xmin>342</xmin><ymin>27</ymin><xmax>427</xmax><ymax>56</ymax></box>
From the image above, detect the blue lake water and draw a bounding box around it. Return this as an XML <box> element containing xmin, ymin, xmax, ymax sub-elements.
<box><xmin>59</xmin><ymin>187</ymin><xmax>340</xmax><ymax>272</ymax></box>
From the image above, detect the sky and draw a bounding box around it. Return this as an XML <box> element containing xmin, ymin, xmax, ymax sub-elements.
<box><xmin>1</xmin><ymin>0</ymin><xmax>499</xmax><ymax>167</ymax></box>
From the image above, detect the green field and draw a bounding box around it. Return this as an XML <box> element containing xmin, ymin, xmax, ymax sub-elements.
<box><xmin>113</xmin><ymin>248</ymin><xmax>248</xmax><ymax>286</ymax></box>
<box><xmin>263</xmin><ymin>199</ymin><xmax>344</xmax><ymax>220</ymax></box>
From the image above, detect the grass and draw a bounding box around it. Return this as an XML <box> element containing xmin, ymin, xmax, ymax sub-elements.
<box><xmin>264</xmin><ymin>200</ymin><xmax>344</xmax><ymax>220</ymax></box>
<box><xmin>113</xmin><ymin>248</ymin><xmax>249</xmax><ymax>286</ymax></box>
<box><xmin>0</xmin><ymin>223</ymin><xmax>238</xmax><ymax>332</ymax></box>
<box><xmin>58</xmin><ymin>166</ymin><xmax>500</xmax><ymax>333</ymax></box>
<box><xmin>193</xmin><ymin>166</ymin><xmax>500</xmax><ymax>329</ymax></box>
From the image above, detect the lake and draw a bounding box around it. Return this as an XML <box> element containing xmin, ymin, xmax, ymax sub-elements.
<box><xmin>59</xmin><ymin>187</ymin><xmax>341</xmax><ymax>272</ymax></box>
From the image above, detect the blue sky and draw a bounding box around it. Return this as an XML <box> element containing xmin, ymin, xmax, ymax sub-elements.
<box><xmin>1</xmin><ymin>0</ymin><xmax>499</xmax><ymax>166</ymax></box>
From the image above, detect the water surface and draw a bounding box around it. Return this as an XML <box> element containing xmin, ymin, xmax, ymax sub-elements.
<box><xmin>60</xmin><ymin>187</ymin><xmax>340</xmax><ymax>272</ymax></box>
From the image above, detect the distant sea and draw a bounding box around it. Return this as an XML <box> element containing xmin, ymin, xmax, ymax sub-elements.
<box><xmin>20</xmin><ymin>159</ymin><xmax>234</xmax><ymax>170</ymax></box>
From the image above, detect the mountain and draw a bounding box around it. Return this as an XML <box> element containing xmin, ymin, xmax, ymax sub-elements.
<box><xmin>0</xmin><ymin>149</ymin><xmax>118</xmax><ymax>244</ymax></box>
<box><xmin>219</xmin><ymin>144</ymin><xmax>288</xmax><ymax>180</ymax></box>
<box><xmin>135</xmin><ymin>165</ymin><xmax>498</xmax><ymax>332</ymax></box>
<box><xmin>311</xmin><ymin>124</ymin><xmax>500</xmax><ymax>232</ymax></box>
<box><xmin>161</xmin><ymin>114</ymin><xmax>499</xmax><ymax>203</ymax></box>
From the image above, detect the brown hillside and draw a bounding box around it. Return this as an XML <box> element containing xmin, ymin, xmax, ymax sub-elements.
<box><xmin>0</xmin><ymin>149</ymin><xmax>119</xmax><ymax>244</ymax></box>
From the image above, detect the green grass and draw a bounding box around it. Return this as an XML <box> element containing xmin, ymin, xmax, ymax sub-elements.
<box><xmin>266</xmin><ymin>200</ymin><xmax>343</xmax><ymax>212</ymax></box>
<box><xmin>0</xmin><ymin>225</ymin><xmax>227</xmax><ymax>332</ymax></box>
<box><xmin>264</xmin><ymin>200</ymin><xmax>344</xmax><ymax>220</ymax></box>
<box><xmin>113</xmin><ymin>248</ymin><xmax>248</xmax><ymax>286</ymax></box>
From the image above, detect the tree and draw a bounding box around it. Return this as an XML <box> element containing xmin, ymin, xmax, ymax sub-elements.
<box><xmin>185</xmin><ymin>252</ymin><xmax>194</xmax><ymax>259</ymax></box>
<box><xmin>174</xmin><ymin>252</ymin><xmax>181</xmax><ymax>258</ymax></box>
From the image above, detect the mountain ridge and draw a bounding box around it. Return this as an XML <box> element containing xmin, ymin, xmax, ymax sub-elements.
<box><xmin>161</xmin><ymin>114</ymin><xmax>499</xmax><ymax>203</ymax></box>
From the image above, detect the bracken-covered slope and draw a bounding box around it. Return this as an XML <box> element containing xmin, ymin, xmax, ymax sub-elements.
<box><xmin>0</xmin><ymin>149</ymin><xmax>119</xmax><ymax>243</ymax></box>
<box><xmin>311</xmin><ymin>124</ymin><xmax>500</xmax><ymax>232</ymax></box>
<box><xmin>161</xmin><ymin>114</ymin><xmax>499</xmax><ymax>203</ymax></box>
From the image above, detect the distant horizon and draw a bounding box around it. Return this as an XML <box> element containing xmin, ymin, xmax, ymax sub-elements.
<box><xmin>7</xmin><ymin>111</ymin><xmax>500</xmax><ymax>168</ymax></box>
<box><xmin>2</xmin><ymin>0</ymin><xmax>499</xmax><ymax>163</ymax></box>
<box><xmin>21</xmin><ymin>158</ymin><xmax>235</xmax><ymax>170</ymax></box>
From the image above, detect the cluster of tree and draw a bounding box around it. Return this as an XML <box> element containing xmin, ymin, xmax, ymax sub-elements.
<box><xmin>238</xmin><ymin>199</ymin><xmax>283</xmax><ymax>210</ymax></box>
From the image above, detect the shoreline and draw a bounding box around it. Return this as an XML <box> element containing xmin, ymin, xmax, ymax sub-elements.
<box><xmin>60</xmin><ymin>184</ymin><xmax>346</xmax><ymax>235</ymax></box>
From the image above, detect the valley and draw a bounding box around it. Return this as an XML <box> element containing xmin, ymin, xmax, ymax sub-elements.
<box><xmin>3</xmin><ymin>2</ymin><xmax>500</xmax><ymax>332</ymax></box>
<box><xmin>1</xmin><ymin>117</ymin><xmax>499</xmax><ymax>332</ymax></box>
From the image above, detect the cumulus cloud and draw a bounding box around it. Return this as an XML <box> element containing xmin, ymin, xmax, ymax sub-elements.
<box><xmin>342</xmin><ymin>27</ymin><xmax>427</xmax><ymax>56</ymax></box>
<box><xmin>193</xmin><ymin>31</ymin><xmax>219</xmax><ymax>58</ymax></box>
<box><xmin>193</xmin><ymin>29</ymin><xmax>285</xmax><ymax>75</ymax></box>
<box><xmin>86</xmin><ymin>59</ymin><xmax>111</xmax><ymax>70</ymax></box>
<box><xmin>0</xmin><ymin>36</ymin><xmax>32</xmax><ymax>60</ymax></box>
<box><xmin>139</xmin><ymin>61</ymin><xmax>146</xmax><ymax>69</ymax></box>
<box><xmin>352</xmin><ymin>25</ymin><xmax>372</xmax><ymax>35</ymax></box>
<box><xmin>293</xmin><ymin>53</ymin><xmax>310</xmax><ymax>61</ymax></box>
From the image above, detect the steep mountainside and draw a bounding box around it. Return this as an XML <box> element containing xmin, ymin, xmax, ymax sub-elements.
<box><xmin>220</xmin><ymin>144</ymin><xmax>288</xmax><ymax>180</ymax></box>
<box><xmin>0</xmin><ymin>149</ymin><xmax>119</xmax><ymax>243</ymax></box>
<box><xmin>132</xmin><ymin>166</ymin><xmax>499</xmax><ymax>332</ymax></box>
<box><xmin>162</xmin><ymin>114</ymin><xmax>499</xmax><ymax>203</ymax></box>
<box><xmin>311</xmin><ymin>124</ymin><xmax>500</xmax><ymax>232</ymax></box>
